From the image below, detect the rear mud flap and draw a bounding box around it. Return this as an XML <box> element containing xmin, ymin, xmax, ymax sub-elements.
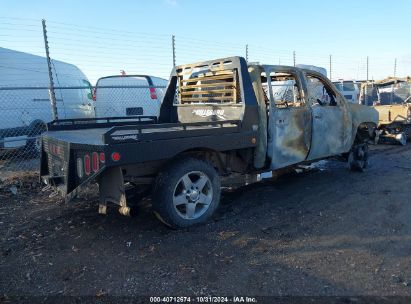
<box><xmin>97</xmin><ymin>167</ymin><xmax>130</xmax><ymax>216</ymax></box>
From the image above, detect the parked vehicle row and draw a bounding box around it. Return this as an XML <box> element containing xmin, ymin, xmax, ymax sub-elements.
<box><xmin>3</xmin><ymin>46</ymin><xmax>407</xmax><ymax>159</ymax></box>
<box><xmin>0</xmin><ymin>47</ymin><xmax>167</xmax><ymax>152</ymax></box>
<box><xmin>331</xmin><ymin>76</ymin><xmax>411</xmax><ymax>145</ymax></box>
<box><xmin>359</xmin><ymin>77</ymin><xmax>411</xmax><ymax>145</ymax></box>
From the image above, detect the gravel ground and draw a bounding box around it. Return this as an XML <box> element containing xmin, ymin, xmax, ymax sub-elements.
<box><xmin>0</xmin><ymin>144</ymin><xmax>411</xmax><ymax>298</ymax></box>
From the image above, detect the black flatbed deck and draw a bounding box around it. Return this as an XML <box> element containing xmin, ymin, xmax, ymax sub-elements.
<box><xmin>45</xmin><ymin>128</ymin><xmax>109</xmax><ymax>145</ymax></box>
<box><xmin>45</xmin><ymin>121</ymin><xmax>241</xmax><ymax>146</ymax></box>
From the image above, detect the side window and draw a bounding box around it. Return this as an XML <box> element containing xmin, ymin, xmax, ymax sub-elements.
<box><xmin>262</xmin><ymin>72</ymin><xmax>304</xmax><ymax>108</ymax></box>
<box><xmin>82</xmin><ymin>79</ymin><xmax>93</xmax><ymax>100</ymax></box>
<box><xmin>333</xmin><ymin>82</ymin><xmax>343</xmax><ymax>92</ymax></box>
<box><xmin>307</xmin><ymin>75</ymin><xmax>338</xmax><ymax>106</ymax></box>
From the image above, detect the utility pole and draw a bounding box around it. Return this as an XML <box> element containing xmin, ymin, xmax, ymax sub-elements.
<box><xmin>42</xmin><ymin>19</ymin><xmax>58</xmax><ymax>120</ymax></box>
<box><xmin>172</xmin><ymin>35</ymin><xmax>176</xmax><ymax>68</ymax></box>
<box><xmin>293</xmin><ymin>51</ymin><xmax>296</xmax><ymax>67</ymax></box>
<box><xmin>329</xmin><ymin>55</ymin><xmax>332</xmax><ymax>81</ymax></box>
<box><xmin>366</xmin><ymin>56</ymin><xmax>369</xmax><ymax>82</ymax></box>
<box><xmin>394</xmin><ymin>58</ymin><xmax>397</xmax><ymax>77</ymax></box>
<box><xmin>245</xmin><ymin>44</ymin><xmax>248</xmax><ymax>62</ymax></box>
<box><xmin>365</xmin><ymin>56</ymin><xmax>369</xmax><ymax>106</ymax></box>
<box><xmin>390</xmin><ymin>58</ymin><xmax>397</xmax><ymax>104</ymax></box>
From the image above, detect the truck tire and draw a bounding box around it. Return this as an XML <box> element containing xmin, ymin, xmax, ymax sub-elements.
<box><xmin>348</xmin><ymin>144</ymin><xmax>369</xmax><ymax>172</ymax></box>
<box><xmin>405</xmin><ymin>125</ymin><xmax>411</xmax><ymax>140</ymax></box>
<box><xmin>25</xmin><ymin>122</ymin><xmax>47</xmax><ymax>157</ymax></box>
<box><xmin>153</xmin><ymin>157</ymin><xmax>221</xmax><ymax>228</ymax></box>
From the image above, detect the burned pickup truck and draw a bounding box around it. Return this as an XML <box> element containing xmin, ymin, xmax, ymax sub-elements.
<box><xmin>359</xmin><ymin>77</ymin><xmax>411</xmax><ymax>145</ymax></box>
<box><xmin>40</xmin><ymin>56</ymin><xmax>378</xmax><ymax>228</ymax></box>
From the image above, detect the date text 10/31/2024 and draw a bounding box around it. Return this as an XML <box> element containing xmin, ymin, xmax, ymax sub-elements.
<box><xmin>149</xmin><ymin>296</ymin><xmax>258</xmax><ymax>303</ymax></box>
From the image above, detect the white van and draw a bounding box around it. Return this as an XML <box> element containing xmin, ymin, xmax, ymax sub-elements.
<box><xmin>0</xmin><ymin>47</ymin><xmax>94</xmax><ymax>150</ymax></box>
<box><xmin>332</xmin><ymin>80</ymin><xmax>360</xmax><ymax>103</ymax></box>
<box><xmin>94</xmin><ymin>75</ymin><xmax>168</xmax><ymax>118</ymax></box>
<box><xmin>296</xmin><ymin>64</ymin><xmax>327</xmax><ymax>77</ymax></box>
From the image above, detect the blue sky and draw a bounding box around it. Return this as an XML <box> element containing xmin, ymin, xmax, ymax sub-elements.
<box><xmin>1</xmin><ymin>0</ymin><xmax>410</xmax><ymax>82</ymax></box>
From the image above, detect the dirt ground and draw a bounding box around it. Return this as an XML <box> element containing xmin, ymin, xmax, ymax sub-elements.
<box><xmin>1</xmin><ymin>144</ymin><xmax>411</xmax><ymax>298</ymax></box>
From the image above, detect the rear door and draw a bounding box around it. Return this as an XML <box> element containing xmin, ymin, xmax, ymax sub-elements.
<box><xmin>343</xmin><ymin>81</ymin><xmax>356</xmax><ymax>103</ymax></box>
<box><xmin>265</xmin><ymin>67</ymin><xmax>312</xmax><ymax>169</ymax></box>
<box><xmin>304</xmin><ymin>72</ymin><xmax>351</xmax><ymax>160</ymax></box>
<box><xmin>95</xmin><ymin>75</ymin><xmax>157</xmax><ymax>118</ymax></box>
<box><xmin>333</xmin><ymin>81</ymin><xmax>357</xmax><ymax>103</ymax></box>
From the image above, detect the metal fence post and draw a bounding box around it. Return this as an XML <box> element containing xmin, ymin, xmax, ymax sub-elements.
<box><xmin>293</xmin><ymin>51</ymin><xmax>296</xmax><ymax>67</ymax></box>
<box><xmin>366</xmin><ymin>56</ymin><xmax>369</xmax><ymax>82</ymax></box>
<box><xmin>394</xmin><ymin>58</ymin><xmax>397</xmax><ymax>77</ymax></box>
<box><xmin>329</xmin><ymin>54</ymin><xmax>332</xmax><ymax>81</ymax></box>
<box><xmin>42</xmin><ymin>19</ymin><xmax>58</xmax><ymax>121</ymax></box>
<box><xmin>365</xmin><ymin>56</ymin><xmax>369</xmax><ymax>106</ymax></box>
<box><xmin>172</xmin><ymin>35</ymin><xmax>176</xmax><ymax>68</ymax></box>
<box><xmin>390</xmin><ymin>58</ymin><xmax>397</xmax><ymax>104</ymax></box>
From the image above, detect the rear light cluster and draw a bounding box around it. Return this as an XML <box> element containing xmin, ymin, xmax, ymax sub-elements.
<box><xmin>92</xmin><ymin>87</ymin><xmax>97</xmax><ymax>101</ymax></box>
<box><xmin>149</xmin><ymin>87</ymin><xmax>158</xmax><ymax>100</ymax></box>
<box><xmin>77</xmin><ymin>152</ymin><xmax>105</xmax><ymax>178</ymax></box>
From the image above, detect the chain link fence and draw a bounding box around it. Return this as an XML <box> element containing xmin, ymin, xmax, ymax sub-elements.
<box><xmin>0</xmin><ymin>84</ymin><xmax>166</xmax><ymax>178</ymax></box>
<box><xmin>0</xmin><ymin>86</ymin><xmax>51</xmax><ymax>175</ymax></box>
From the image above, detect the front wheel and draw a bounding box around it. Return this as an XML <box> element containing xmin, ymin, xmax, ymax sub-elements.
<box><xmin>24</xmin><ymin>122</ymin><xmax>47</xmax><ymax>157</ymax></box>
<box><xmin>348</xmin><ymin>144</ymin><xmax>369</xmax><ymax>172</ymax></box>
<box><xmin>153</xmin><ymin>157</ymin><xmax>221</xmax><ymax>228</ymax></box>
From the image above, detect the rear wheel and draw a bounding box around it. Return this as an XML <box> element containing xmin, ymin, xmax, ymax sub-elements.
<box><xmin>153</xmin><ymin>157</ymin><xmax>220</xmax><ymax>228</ymax></box>
<box><xmin>404</xmin><ymin>125</ymin><xmax>411</xmax><ymax>140</ymax></box>
<box><xmin>396</xmin><ymin>132</ymin><xmax>407</xmax><ymax>146</ymax></box>
<box><xmin>25</xmin><ymin>122</ymin><xmax>47</xmax><ymax>157</ymax></box>
<box><xmin>348</xmin><ymin>144</ymin><xmax>369</xmax><ymax>172</ymax></box>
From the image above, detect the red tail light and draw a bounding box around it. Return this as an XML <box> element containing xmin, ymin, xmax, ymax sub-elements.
<box><xmin>92</xmin><ymin>88</ymin><xmax>97</xmax><ymax>101</ymax></box>
<box><xmin>149</xmin><ymin>87</ymin><xmax>157</xmax><ymax>100</ymax></box>
<box><xmin>49</xmin><ymin>144</ymin><xmax>61</xmax><ymax>155</ymax></box>
<box><xmin>84</xmin><ymin>154</ymin><xmax>91</xmax><ymax>175</ymax></box>
<box><xmin>111</xmin><ymin>152</ymin><xmax>121</xmax><ymax>162</ymax></box>
<box><xmin>92</xmin><ymin>152</ymin><xmax>99</xmax><ymax>172</ymax></box>
<box><xmin>99</xmin><ymin>152</ymin><xmax>105</xmax><ymax>163</ymax></box>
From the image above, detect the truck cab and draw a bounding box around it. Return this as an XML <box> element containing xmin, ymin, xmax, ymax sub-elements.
<box><xmin>247</xmin><ymin>65</ymin><xmax>377</xmax><ymax>170</ymax></box>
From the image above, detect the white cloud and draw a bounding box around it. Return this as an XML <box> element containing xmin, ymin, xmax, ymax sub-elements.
<box><xmin>165</xmin><ymin>0</ymin><xmax>178</xmax><ymax>6</ymax></box>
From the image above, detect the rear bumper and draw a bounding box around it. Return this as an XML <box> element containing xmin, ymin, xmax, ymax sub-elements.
<box><xmin>0</xmin><ymin>126</ymin><xmax>31</xmax><ymax>149</ymax></box>
<box><xmin>40</xmin><ymin>135</ymin><xmax>106</xmax><ymax>202</ymax></box>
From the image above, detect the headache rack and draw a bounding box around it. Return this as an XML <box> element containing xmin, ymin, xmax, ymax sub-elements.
<box><xmin>177</xmin><ymin>65</ymin><xmax>241</xmax><ymax>104</ymax></box>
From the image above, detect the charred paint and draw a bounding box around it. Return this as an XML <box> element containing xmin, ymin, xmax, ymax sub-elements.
<box><xmin>359</xmin><ymin>77</ymin><xmax>411</xmax><ymax>129</ymax></box>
